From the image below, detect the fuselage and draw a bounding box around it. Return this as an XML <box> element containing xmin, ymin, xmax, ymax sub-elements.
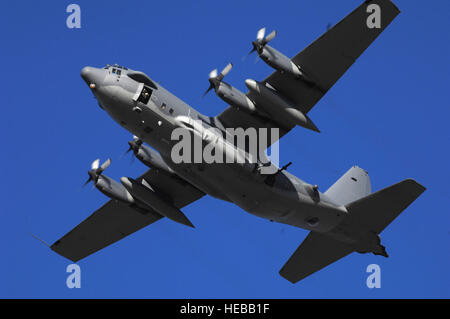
<box><xmin>81</xmin><ymin>65</ymin><xmax>349</xmax><ymax>234</ymax></box>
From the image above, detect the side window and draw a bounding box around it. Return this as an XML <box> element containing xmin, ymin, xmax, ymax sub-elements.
<box><xmin>137</xmin><ymin>86</ymin><xmax>152</xmax><ymax>104</ymax></box>
<box><xmin>117</xmin><ymin>69</ymin><xmax>121</xmax><ymax>76</ymax></box>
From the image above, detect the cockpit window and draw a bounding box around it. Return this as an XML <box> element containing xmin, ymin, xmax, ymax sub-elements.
<box><xmin>127</xmin><ymin>72</ymin><xmax>158</xmax><ymax>89</ymax></box>
<box><xmin>116</xmin><ymin>69</ymin><xmax>121</xmax><ymax>76</ymax></box>
<box><xmin>104</xmin><ymin>64</ymin><xmax>128</xmax><ymax>70</ymax></box>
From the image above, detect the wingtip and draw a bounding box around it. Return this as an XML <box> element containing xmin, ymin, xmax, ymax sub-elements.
<box><xmin>307</xmin><ymin>120</ymin><xmax>320</xmax><ymax>133</ymax></box>
<box><xmin>279</xmin><ymin>269</ymin><xmax>300</xmax><ymax>284</ymax></box>
<box><xmin>404</xmin><ymin>179</ymin><xmax>426</xmax><ymax>193</ymax></box>
<box><xmin>388</xmin><ymin>0</ymin><xmax>401</xmax><ymax>15</ymax></box>
<box><xmin>179</xmin><ymin>216</ymin><xmax>195</xmax><ymax>228</ymax></box>
<box><xmin>186</xmin><ymin>220</ymin><xmax>196</xmax><ymax>228</ymax></box>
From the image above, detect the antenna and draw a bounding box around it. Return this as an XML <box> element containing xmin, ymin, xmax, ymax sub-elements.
<box><xmin>30</xmin><ymin>233</ymin><xmax>51</xmax><ymax>247</ymax></box>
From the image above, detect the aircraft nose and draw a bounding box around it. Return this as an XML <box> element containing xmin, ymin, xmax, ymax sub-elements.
<box><xmin>81</xmin><ymin>66</ymin><xmax>106</xmax><ymax>88</ymax></box>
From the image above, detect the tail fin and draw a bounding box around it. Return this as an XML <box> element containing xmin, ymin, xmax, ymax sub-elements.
<box><xmin>325</xmin><ymin>166</ymin><xmax>371</xmax><ymax>206</ymax></box>
<box><xmin>346</xmin><ymin>179</ymin><xmax>426</xmax><ymax>234</ymax></box>
<box><xmin>279</xmin><ymin>179</ymin><xmax>425</xmax><ymax>284</ymax></box>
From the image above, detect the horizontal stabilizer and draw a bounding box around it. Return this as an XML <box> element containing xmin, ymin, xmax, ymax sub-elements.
<box><xmin>346</xmin><ymin>179</ymin><xmax>426</xmax><ymax>234</ymax></box>
<box><xmin>325</xmin><ymin>166</ymin><xmax>371</xmax><ymax>206</ymax></box>
<box><xmin>279</xmin><ymin>232</ymin><xmax>354</xmax><ymax>283</ymax></box>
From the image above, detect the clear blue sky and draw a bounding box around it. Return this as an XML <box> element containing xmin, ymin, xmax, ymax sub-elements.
<box><xmin>1</xmin><ymin>0</ymin><xmax>449</xmax><ymax>298</ymax></box>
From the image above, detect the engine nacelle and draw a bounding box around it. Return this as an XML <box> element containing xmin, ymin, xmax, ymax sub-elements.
<box><xmin>120</xmin><ymin>177</ymin><xmax>195</xmax><ymax>227</ymax></box>
<box><xmin>215</xmin><ymin>82</ymin><xmax>256</xmax><ymax>114</ymax></box>
<box><xmin>245</xmin><ymin>79</ymin><xmax>319</xmax><ymax>132</ymax></box>
<box><xmin>95</xmin><ymin>175</ymin><xmax>135</xmax><ymax>204</ymax></box>
<box><xmin>135</xmin><ymin>144</ymin><xmax>174</xmax><ymax>174</ymax></box>
<box><xmin>259</xmin><ymin>45</ymin><xmax>304</xmax><ymax>79</ymax></box>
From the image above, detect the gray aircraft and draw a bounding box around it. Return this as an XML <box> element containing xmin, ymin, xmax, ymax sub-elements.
<box><xmin>51</xmin><ymin>0</ymin><xmax>425</xmax><ymax>283</ymax></box>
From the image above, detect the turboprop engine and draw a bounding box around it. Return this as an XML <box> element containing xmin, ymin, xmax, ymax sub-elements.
<box><xmin>83</xmin><ymin>158</ymin><xmax>135</xmax><ymax>204</ymax></box>
<box><xmin>249</xmin><ymin>27</ymin><xmax>318</xmax><ymax>86</ymax></box>
<box><xmin>125</xmin><ymin>136</ymin><xmax>174</xmax><ymax>174</ymax></box>
<box><xmin>83</xmin><ymin>158</ymin><xmax>194</xmax><ymax>228</ymax></box>
<box><xmin>203</xmin><ymin>63</ymin><xmax>256</xmax><ymax>114</ymax></box>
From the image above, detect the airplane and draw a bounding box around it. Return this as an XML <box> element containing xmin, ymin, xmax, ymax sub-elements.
<box><xmin>51</xmin><ymin>0</ymin><xmax>426</xmax><ymax>283</ymax></box>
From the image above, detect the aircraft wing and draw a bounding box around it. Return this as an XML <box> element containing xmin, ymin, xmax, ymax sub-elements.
<box><xmin>279</xmin><ymin>231</ymin><xmax>354</xmax><ymax>283</ymax></box>
<box><xmin>51</xmin><ymin>169</ymin><xmax>204</xmax><ymax>262</ymax></box>
<box><xmin>216</xmin><ymin>0</ymin><xmax>400</xmax><ymax>145</ymax></box>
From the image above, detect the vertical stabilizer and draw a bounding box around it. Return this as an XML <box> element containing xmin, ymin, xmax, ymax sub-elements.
<box><xmin>325</xmin><ymin>166</ymin><xmax>371</xmax><ymax>206</ymax></box>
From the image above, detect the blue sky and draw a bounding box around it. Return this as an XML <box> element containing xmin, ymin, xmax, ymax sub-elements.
<box><xmin>1</xmin><ymin>0</ymin><xmax>449</xmax><ymax>298</ymax></box>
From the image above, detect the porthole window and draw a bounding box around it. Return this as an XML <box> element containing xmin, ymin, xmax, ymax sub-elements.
<box><xmin>306</xmin><ymin>217</ymin><xmax>319</xmax><ymax>227</ymax></box>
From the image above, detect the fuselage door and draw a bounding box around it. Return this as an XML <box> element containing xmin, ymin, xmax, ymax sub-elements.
<box><xmin>132</xmin><ymin>83</ymin><xmax>144</xmax><ymax>102</ymax></box>
<box><xmin>133</xmin><ymin>83</ymin><xmax>152</xmax><ymax>105</ymax></box>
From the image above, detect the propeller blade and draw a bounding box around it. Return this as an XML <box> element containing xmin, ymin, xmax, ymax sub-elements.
<box><xmin>83</xmin><ymin>176</ymin><xmax>93</xmax><ymax>187</ymax></box>
<box><xmin>256</xmin><ymin>27</ymin><xmax>266</xmax><ymax>42</ymax></box>
<box><xmin>209</xmin><ymin>68</ymin><xmax>218</xmax><ymax>79</ymax></box>
<box><xmin>203</xmin><ymin>82</ymin><xmax>215</xmax><ymax>97</ymax></box>
<box><xmin>217</xmin><ymin>63</ymin><xmax>232</xmax><ymax>81</ymax></box>
<box><xmin>120</xmin><ymin>149</ymin><xmax>129</xmax><ymax>161</ymax></box>
<box><xmin>100</xmin><ymin>158</ymin><xmax>111</xmax><ymax>171</ymax></box>
<box><xmin>220</xmin><ymin>63</ymin><xmax>233</xmax><ymax>77</ymax></box>
<box><xmin>91</xmin><ymin>158</ymin><xmax>100</xmax><ymax>170</ymax></box>
<box><xmin>264</xmin><ymin>30</ymin><xmax>276</xmax><ymax>43</ymax></box>
<box><xmin>248</xmin><ymin>41</ymin><xmax>260</xmax><ymax>56</ymax></box>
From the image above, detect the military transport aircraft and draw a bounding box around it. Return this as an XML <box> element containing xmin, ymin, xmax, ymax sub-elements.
<box><xmin>51</xmin><ymin>0</ymin><xmax>425</xmax><ymax>283</ymax></box>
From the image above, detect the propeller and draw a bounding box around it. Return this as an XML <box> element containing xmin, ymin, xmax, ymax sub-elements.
<box><xmin>203</xmin><ymin>62</ymin><xmax>233</xmax><ymax>96</ymax></box>
<box><xmin>123</xmin><ymin>135</ymin><xmax>143</xmax><ymax>164</ymax></box>
<box><xmin>126</xmin><ymin>135</ymin><xmax>143</xmax><ymax>155</ymax></box>
<box><xmin>249</xmin><ymin>27</ymin><xmax>276</xmax><ymax>55</ymax></box>
<box><xmin>83</xmin><ymin>158</ymin><xmax>111</xmax><ymax>187</ymax></box>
